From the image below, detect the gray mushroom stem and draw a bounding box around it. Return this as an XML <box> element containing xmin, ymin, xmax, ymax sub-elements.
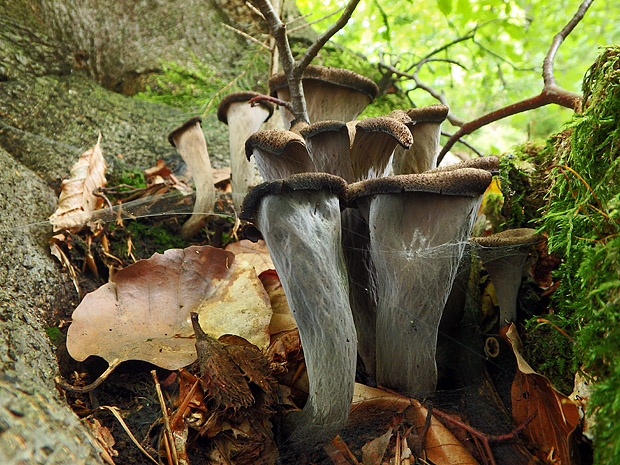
<box><xmin>348</xmin><ymin>169</ymin><xmax>491</xmax><ymax>397</ymax></box>
<box><xmin>217</xmin><ymin>92</ymin><xmax>273</xmax><ymax>214</ymax></box>
<box><xmin>471</xmin><ymin>228</ymin><xmax>540</xmax><ymax>326</ymax></box>
<box><xmin>168</xmin><ymin>117</ymin><xmax>215</xmax><ymax>239</ymax></box>
<box><xmin>241</xmin><ymin>173</ymin><xmax>356</xmax><ymax>449</ymax></box>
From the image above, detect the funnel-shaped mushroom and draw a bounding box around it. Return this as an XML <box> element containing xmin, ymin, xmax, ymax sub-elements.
<box><xmin>426</xmin><ymin>155</ymin><xmax>500</xmax><ymax>175</ymax></box>
<box><xmin>245</xmin><ymin>129</ymin><xmax>315</xmax><ymax>181</ymax></box>
<box><xmin>471</xmin><ymin>228</ymin><xmax>540</xmax><ymax>326</ymax></box>
<box><xmin>270</xmin><ymin>65</ymin><xmax>379</xmax><ymax>128</ymax></box>
<box><xmin>241</xmin><ymin>173</ymin><xmax>356</xmax><ymax>449</ymax></box>
<box><xmin>168</xmin><ymin>117</ymin><xmax>215</xmax><ymax>239</ymax></box>
<box><xmin>348</xmin><ymin>168</ymin><xmax>492</xmax><ymax>396</ymax></box>
<box><xmin>392</xmin><ymin>104</ymin><xmax>449</xmax><ymax>174</ymax></box>
<box><xmin>217</xmin><ymin>92</ymin><xmax>274</xmax><ymax>213</ymax></box>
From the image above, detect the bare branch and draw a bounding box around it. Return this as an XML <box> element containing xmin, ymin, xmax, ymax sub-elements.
<box><xmin>438</xmin><ymin>0</ymin><xmax>591</xmax><ymax>163</ymax></box>
<box><xmin>287</xmin><ymin>7</ymin><xmax>344</xmax><ymax>35</ymax></box>
<box><xmin>543</xmin><ymin>0</ymin><xmax>594</xmax><ymax>86</ymax></box>
<box><xmin>248</xmin><ymin>94</ymin><xmax>295</xmax><ymax>114</ymax></box>
<box><xmin>378</xmin><ymin>53</ymin><xmax>465</xmax><ymax>126</ymax></box>
<box><xmin>297</xmin><ymin>0</ymin><xmax>361</xmax><ymax>72</ymax></box>
<box><xmin>441</xmin><ymin>131</ymin><xmax>483</xmax><ymax>157</ymax></box>
<box><xmin>285</xmin><ymin>11</ymin><xmax>313</xmax><ymax>26</ymax></box>
<box><xmin>252</xmin><ymin>0</ymin><xmax>360</xmax><ymax>122</ymax></box>
<box><xmin>222</xmin><ymin>23</ymin><xmax>270</xmax><ymax>50</ymax></box>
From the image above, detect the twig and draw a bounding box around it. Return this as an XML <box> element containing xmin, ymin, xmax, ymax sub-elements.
<box><xmin>431</xmin><ymin>407</ymin><xmax>536</xmax><ymax>465</ymax></box>
<box><xmin>285</xmin><ymin>11</ymin><xmax>313</xmax><ymax>26</ymax></box>
<box><xmin>248</xmin><ymin>94</ymin><xmax>295</xmax><ymax>114</ymax></box>
<box><xmin>287</xmin><ymin>7</ymin><xmax>344</xmax><ymax>34</ymax></box>
<box><xmin>222</xmin><ymin>23</ymin><xmax>270</xmax><ymax>50</ymax></box>
<box><xmin>441</xmin><ymin>130</ymin><xmax>482</xmax><ymax>157</ymax></box>
<box><xmin>378</xmin><ymin>53</ymin><xmax>464</xmax><ymax>126</ymax></box>
<box><xmin>55</xmin><ymin>358</ymin><xmax>122</xmax><ymax>393</ymax></box>
<box><xmin>152</xmin><ymin>370</ymin><xmax>179</xmax><ymax>465</ymax></box>
<box><xmin>100</xmin><ymin>406</ymin><xmax>160</xmax><ymax>465</ymax></box>
<box><xmin>252</xmin><ymin>0</ymin><xmax>361</xmax><ymax>121</ymax></box>
<box><xmin>438</xmin><ymin>0</ymin><xmax>592</xmax><ymax>162</ymax></box>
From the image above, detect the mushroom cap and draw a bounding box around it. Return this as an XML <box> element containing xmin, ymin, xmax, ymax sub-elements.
<box><xmin>168</xmin><ymin>116</ymin><xmax>202</xmax><ymax>147</ymax></box>
<box><xmin>240</xmin><ymin>172</ymin><xmax>348</xmax><ymax>223</ymax></box>
<box><xmin>347</xmin><ymin>168</ymin><xmax>493</xmax><ymax>205</ymax></box>
<box><xmin>471</xmin><ymin>228</ymin><xmax>540</xmax><ymax>247</ymax></box>
<box><xmin>297</xmin><ymin>120</ymin><xmax>348</xmax><ymax>138</ymax></box>
<box><xmin>428</xmin><ymin>156</ymin><xmax>500</xmax><ymax>175</ymax></box>
<box><xmin>244</xmin><ymin>129</ymin><xmax>306</xmax><ymax>161</ymax></box>
<box><xmin>354</xmin><ymin>116</ymin><xmax>413</xmax><ymax>149</ymax></box>
<box><xmin>269</xmin><ymin>65</ymin><xmax>380</xmax><ymax>101</ymax></box>
<box><xmin>217</xmin><ymin>91</ymin><xmax>274</xmax><ymax>124</ymax></box>
<box><xmin>406</xmin><ymin>104</ymin><xmax>449</xmax><ymax>123</ymax></box>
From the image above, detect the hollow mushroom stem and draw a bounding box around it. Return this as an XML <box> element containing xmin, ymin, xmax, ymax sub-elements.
<box><xmin>217</xmin><ymin>92</ymin><xmax>273</xmax><ymax>213</ymax></box>
<box><xmin>348</xmin><ymin>168</ymin><xmax>492</xmax><ymax>397</ymax></box>
<box><xmin>168</xmin><ymin>117</ymin><xmax>215</xmax><ymax>239</ymax></box>
<box><xmin>392</xmin><ymin>104</ymin><xmax>449</xmax><ymax>174</ymax></box>
<box><xmin>471</xmin><ymin>228</ymin><xmax>540</xmax><ymax>327</ymax></box>
<box><xmin>241</xmin><ymin>173</ymin><xmax>356</xmax><ymax>449</ymax></box>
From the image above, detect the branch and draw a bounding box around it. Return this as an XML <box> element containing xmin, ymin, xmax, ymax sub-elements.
<box><xmin>441</xmin><ymin>131</ymin><xmax>483</xmax><ymax>157</ymax></box>
<box><xmin>378</xmin><ymin>53</ymin><xmax>465</xmax><ymax>126</ymax></box>
<box><xmin>252</xmin><ymin>0</ymin><xmax>361</xmax><ymax>122</ymax></box>
<box><xmin>437</xmin><ymin>0</ymin><xmax>592</xmax><ymax>163</ymax></box>
<box><xmin>287</xmin><ymin>7</ymin><xmax>344</xmax><ymax>35</ymax></box>
<box><xmin>297</xmin><ymin>0</ymin><xmax>361</xmax><ymax>72</ymax></box>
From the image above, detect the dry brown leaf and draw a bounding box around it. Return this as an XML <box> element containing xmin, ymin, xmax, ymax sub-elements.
<box><xmin>361</xmin><ymin>427</ymin><xmax>393</xmax><ymax>465</ymax></box>
<box><xmin>351</xmin><ymin>384</ymin><xmax>479</xmax><ymax>465</ymax></box>
<box><xmin>225</xmin><ymin>239</ymin><xmax>274</xmax><ymax>275</ymax></box>
<box><xmin>502</xmin><ymin>323</ymin><xmax>580</xmax><ymax>465</ymax></box>
<box><xmin>259</xmin><ymin>270</ymin><xmax>296</xmax><ymax>335</ymax></box>
<box><xmin>49</xmin><ymin>134</ymin><xmax>107</xmax><ymax>231</ymax></box>
<box><xmin>66</xmin><ymin>245</ymin><xmax>272</xmax><ymax>371</ymax></box>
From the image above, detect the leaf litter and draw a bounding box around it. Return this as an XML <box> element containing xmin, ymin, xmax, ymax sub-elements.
<box><xmin>45</xmin><ymin>139</ymin><xmax>590</xmax><ymax>465</ymax></box>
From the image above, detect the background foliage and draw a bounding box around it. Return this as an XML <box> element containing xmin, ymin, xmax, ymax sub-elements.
<box><xmin>296</xmin><ymin>0</ymin><xmax>619</xmax><ymax>154</ymax></box>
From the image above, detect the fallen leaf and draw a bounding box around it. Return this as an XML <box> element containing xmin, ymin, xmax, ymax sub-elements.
<box><xmin>361</xmin><ymin>427</ymin><xmax>392</xmax><ymax>465</ymax></box>
<box><xmin>225</xmin><ymin>239</ymin><xmax>274</xmax><ymax>275</ymax></box>
<box><xmin>66</xmin><ymin>245</ymin><xmax>272</xmax><ymax>371</ymax></box>
<box><xmin>502</xmin><ymin>323</ymin><xmax>580</xmax><ymax>464</ymax></box>
<box><xmin>259</xmin><ymin>270</ymin><xmax>296</xmax><ymax>335</ymax></box>
<box><xmin>350</xmin><ymin>384</ymin><xmax>479</xmax><ymax>465</ymax></box>
<box><xmin>49</xmin><ymin>134</ymin><xmax>107</xmax><ymax>231</ymax></box>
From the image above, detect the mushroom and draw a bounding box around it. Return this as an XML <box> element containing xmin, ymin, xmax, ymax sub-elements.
<box><xmin>269</xmin><ymin>65</ymin><xmax>379</xmax><ymax>128</ymax></box>
<box><xmin>470</xmin><ymin>228</ymin><xmax>540</xmax><ymax>327</ymax></box>
<box><xmin>392</xmin><ymin>104</ymin><xmax>449</xmax><ymax>174</ymax></box>
<box><xmin>244</xmin><ymin>129</ymin><xmax>315</xmax><ymax>182</ymax></box>
<box><xmin>347</xmin><ymin>168</ymin><xmax>492</xmax><ymax>396</ymax></box>
<box><xmin>217</xmin><ymin>91</ymin><xmax>274</xmax><ymax>213</ymax></box>
<box><xmin>168</xmin><ymin>116</ymin><xmax>215</xmax><ymax>239</ymax></box>
<box><xmin>426</xmin><ymin>155</ymin><xmax>500</xmax><ymax>175</ymax></box>
<box><xmin>241</xmin><ymin>173</ymin><xmax>356</xmax><ymax>449</ymax></box>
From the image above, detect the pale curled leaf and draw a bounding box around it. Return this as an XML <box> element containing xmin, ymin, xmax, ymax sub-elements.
<box><xmin>66</xmin><ymin>245</ymin><xmax>272</xmax><ymax>370</ymax></box>
<box><xmin>351</xmin><ymin>384</ymin><xmax>479</xmax><ymax>465</ymax></box>
<box><xmin>49</xmin><ymin>134</ymin><xmax>107</xmax><ymax>231</ymax></box>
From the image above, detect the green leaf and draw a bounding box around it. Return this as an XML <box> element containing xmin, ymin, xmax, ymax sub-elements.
<box><xmin>437</xmin><ymin>0</ymin><xmax>452</xmax><ymax>16</ymax></box>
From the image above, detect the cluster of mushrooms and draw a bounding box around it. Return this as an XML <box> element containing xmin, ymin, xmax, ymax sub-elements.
<box><xmin>168</xmin><ymin>65</ymin><xmax>539</xmax><ymax>449</ymax></box>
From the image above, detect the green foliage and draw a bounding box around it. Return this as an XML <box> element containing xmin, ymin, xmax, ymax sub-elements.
<box><xmin>540</xmin><ymin>46</ymin><xmax>620</xmax><ymax>464</ymax></box>
<box><xmin>136</xmin><ymin>47</ymin><xmax>270</xmax><ymax>112</ymax></box>
<box><xmin>296</xmin><ymin>0</ymin><xmax>619</xmax><ymax>153</ymax></box>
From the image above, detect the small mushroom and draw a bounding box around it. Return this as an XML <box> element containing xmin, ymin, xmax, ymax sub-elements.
<box><xmin>392</xmin><ymin>104</ymin><xmax>449</xmax><ymax>174</ymax></box>
<box><xmin>241</xmin><ymin>173</ymin><xmax>356</xmax><ymax>449</ymax></box>
<box><xmin>217</xmin><ymin>92</ymin><xmax>274</xmax><ymax>213</ymax></box>
<box><xmin>168</xmin><ymin>116</ymin><xmax>215</xmax><ymax>239</ymax></box>
<box><xmin>426</xmin><ymin>155</ymin><xmax>500</xmax><ymax>175</ymax></box>
<box><xmin>348</xmin><ymin>168</ymin><xmax>492</xmax><ymax>396</ymax></box>
<box><xmin>470</xmin><ymin>228</ymin><xmax>540</xmax><ymax>327</ymax></box>
<box><xmin>269</xmin><ymin>65</ymin><xmax>379</xmax><ymax>128</ymax></box>
<box><xmin>244</xmin><ymin>129</ymin><xmax>315</xmax><ymax>181</ymax></box>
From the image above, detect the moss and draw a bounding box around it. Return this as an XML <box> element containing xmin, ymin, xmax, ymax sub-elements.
<box><xmin>539</xmin><ymin>46</ymin><xmax>620</xmax><ymax>464</ymax></box>
<box><xmin>110</xmin><ymin>220</ymin><xmax>188</xmax><ymax>259</ymax></box>
<box><xmin>109</xmin><ymin>168</ymin><xmax>147</xmax><ymax>190</ymax></box>
<box><xmin>45</xmin><ymin>326</ymin><xmax>64</xmax><ymax>347</ymax></box>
